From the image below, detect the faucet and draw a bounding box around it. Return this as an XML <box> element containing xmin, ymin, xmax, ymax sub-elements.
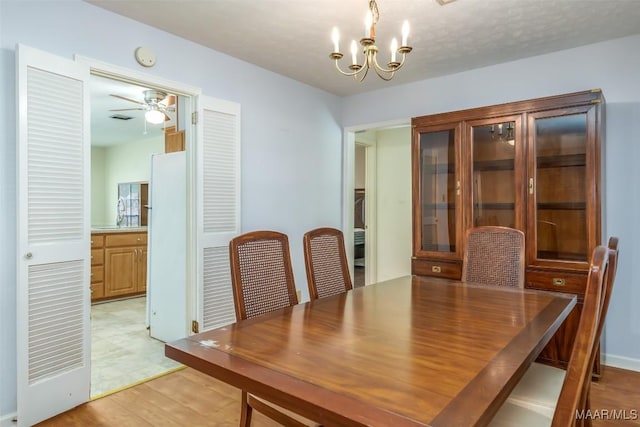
<box><xmin>116</xmin><ymin>197</ymin><xmax>126</xmax><ymax>227</ymax></box>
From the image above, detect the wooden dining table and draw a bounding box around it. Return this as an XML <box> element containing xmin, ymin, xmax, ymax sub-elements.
<box><xmin>165</xmin><ymin>275</ymin><xmax>576</xmax><ymax>426</ymax></box>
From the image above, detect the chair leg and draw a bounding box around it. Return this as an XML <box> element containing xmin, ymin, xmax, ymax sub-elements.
<box><xmin>240</xmin><ymin>391</ymin><xmax>252</xmax><ymax>427</ymax></box>
<box><xmin>583</xmin><ymin>392</ymin><xmax>592</xmax><ymax>427</ymax></box>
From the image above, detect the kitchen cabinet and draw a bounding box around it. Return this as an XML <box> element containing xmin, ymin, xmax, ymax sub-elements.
<box><xmin>164</xmin><ymin>125</ymin><xmax>185</xmax><ymax>153</ymax></box>
<box><xmin>91</xmin><ymin>231</ymin><xmax>147</xmax><ymax>301</ymax></box>
<box><xmin>411</xmin><ymin>89</ymin><xmax>604</xmax><ymax>374</ymax></box>
<box><xmin>91</xmin><ymin>234</ymin><xmax>105</xmax><ymax>300</ymax></box>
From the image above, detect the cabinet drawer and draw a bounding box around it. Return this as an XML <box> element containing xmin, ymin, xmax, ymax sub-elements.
<box><xmin>91</xmin><ymin>234</ymin><xmax>104</xmax><ymax>248</ymax></box>
<box><xmin>526</xmin><ymin>270</ymin><xmax>586</xmax><ymax>295</ymax></box>
<box><xmin>412</xmin><ymin>258</ymin><xmax>462</xmax><ymax>280</ymax></box>
<box><xmin>91</xmin><ymin>282</ymin><xmax>105</xmax><ymax>300</ymax></box>
<box><xmin>105</xmin><ymin>232</ymin><xmax>147</xmax><ymax>247</ymax></box>
<box><xmin>91</xmin><ymin>248</ymin><xmax>104</xmax><ymax>266</ymax></box>
<box><xmin>91</xmin><ymin>265</ymin><xmax>104</xmax><ymax>283</ymax></box>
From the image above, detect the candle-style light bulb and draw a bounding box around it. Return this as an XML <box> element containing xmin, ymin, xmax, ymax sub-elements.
<box><xmin>332</xmin><ymin>27</ymin><xmax>340</xmax><ymax>53</ymax></box>
<box><xmin>351</xmin><ymin>40</ymin><xmax>358</xmax><ymax>65</ymax></box>
<box><xmin>401</xmin><ymin>20</ymin><xmax>410</xmax><ymax>46</ymax></box>
<box><xmin>390</xmin><ymin>38</ymin><xmax>398</xmax><ymax>63</ymax></box>
<box><xmin>365</xmin><ymin>10</ymin><xmax>373</xmax><ymax>38</ymax></box>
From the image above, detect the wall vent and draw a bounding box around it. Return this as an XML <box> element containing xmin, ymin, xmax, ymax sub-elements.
<box><xmin>110</xmin><ymin>114</ymin><xmax>134</xmax><ymax>120</ymax></box>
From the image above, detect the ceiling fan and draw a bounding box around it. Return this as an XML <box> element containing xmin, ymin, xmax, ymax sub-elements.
<box><xmin>110</xmin><ymin>89</ymin><xmax>176</xmax><ymax>124</ymax></box>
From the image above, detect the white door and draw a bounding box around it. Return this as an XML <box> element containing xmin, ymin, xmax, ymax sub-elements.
<box><xmin>196</xmin><ymin>96</ymin><xmax>241</xmax><ymax>331</ymax></box>
<box><xmin>16</xmin><ymin>45</ymin><xmax>91</xmax><ymax>426</ymax></box>
<box><xmin>148</xmin><ymin>152</ymin><xmax>187</xmax><ymax>342</ymax></box>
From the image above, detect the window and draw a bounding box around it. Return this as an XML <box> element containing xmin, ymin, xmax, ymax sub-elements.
<box><xmin>117</xmin><ymin>182</ymin><xmax>148</xmax><ymax>227</ymax></box>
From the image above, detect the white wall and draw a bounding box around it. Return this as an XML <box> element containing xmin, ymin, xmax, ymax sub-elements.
<box><xmin>1</xmin><ymin>0</ymin><xmax>638</xmax><ymax>421</ymax></box>
<box><xmin>102</xmin><ymin>137</ymin><xmax>164</xmax><ymax>226</ymax></box>
<box><xmin>355</xmin><ymin>145</ymin><xmax>366</xmax><ymax>189</ymax></box>
<box><xmin>92</xmin><ymin>136</ymin><xmax>164</xmax><ymax>227</ymax></box>
<box><xmin>375</xmin><ymin>128</ymin><xmax>412</xmax><ymax>282</ymax></box>
<box><xmin>342</xmin><ymin>35</ymin><xmax>640</xmax><ymax>369</ymax></box>
<box><xmin>91</xmin><ymin>147</ymin><xmax>107</xmax><ymax>226</ymax></box>
<box><xmin>0</xmin><ymin>0</ymin><xmax>343</xmax><ymax>420</ymax></box>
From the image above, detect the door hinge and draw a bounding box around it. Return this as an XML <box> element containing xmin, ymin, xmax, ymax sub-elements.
<box><xmin>191</xmin><ymin>320</ymin><xmax>199</xmax><ymax>333</ymax></box>
<box><xmin>192</xmin><ymin>111</ymin><xmax>198</xmax><ymax>125</ymax></box>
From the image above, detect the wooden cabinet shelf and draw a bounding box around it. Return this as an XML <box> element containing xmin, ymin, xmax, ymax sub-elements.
<box><xmin>412</xmin><ymin>89</ymin><xmax>604</xmax><ymax>375</ymax></box>
<box><xmin>473</xmin><ymin>158</ymin><xmax>515</xmax><ymax>171</ymax></box>
<box><xmin>537</xmin><ymin>202</ymin><xmax>586</xmax><ymax>210</ymax></box>
<box><xmin>537</xmin><ymin>153</ymin><xmax>586</xmax><ymax>168</ymax></box>
<box><xmin>424</xmin><ymin>163</ymin><xmax>455</xmax><ymax>174</ymax></box>
<box><xmin>422</xmin><ymin>203</ymin><xmax>455</xmax><ymax>210</ymax></box>
<box><xmin>473</xmin><ymin>202</ymin><xmax>515</xmax><ymax>210</ymax></box>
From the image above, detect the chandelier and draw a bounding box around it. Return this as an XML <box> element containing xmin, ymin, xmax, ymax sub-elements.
<box><xmin>330</xmin><ymin>0</ymin><xmax>412</xmax><ymax>82</ymax></box>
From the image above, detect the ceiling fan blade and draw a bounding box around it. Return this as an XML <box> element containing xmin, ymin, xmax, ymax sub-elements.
<box><xmin>110</xmin><ymin>94</ymin><xmax>145</xmax><ymax>105</ymax></box>
<box><xmin>110</xmin><ymin>108</ymin><xmax>146</xmax><ymax>111</ymax></box>
<box><xmin>164</xmin><ymin>112</ymin><xmax>171</xmax><ymax>122</ymax></box>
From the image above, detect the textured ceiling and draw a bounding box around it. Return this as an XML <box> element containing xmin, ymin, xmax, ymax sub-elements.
<box><xmin>86</xmin><ymin>0</ymin><xmax>640</xmax><ymax>97</ymax></box>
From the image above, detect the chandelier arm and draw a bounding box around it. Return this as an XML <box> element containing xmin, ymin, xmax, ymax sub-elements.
<box><xmin>334</xmin><ymin>59</ymin><xmax>367</xmax><ymax>77</ymax></box>
<box><xmin>373</xmin><ymin>67</ymin><xmax>395</xmax><ymax>81</ymax></box>
<box><xmin>371</xmin><ymin>51</ymin><xmax>407</xmax><ymax>74</ymax></box>
<box><xmin>355</xmin><ymin>64</ymin><xmax>371</xmax><ymax>82</ymax></box>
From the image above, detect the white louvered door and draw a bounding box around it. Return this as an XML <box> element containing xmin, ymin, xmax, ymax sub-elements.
<box><xmin>16</xmin><ymin>45</ymin><xmax>91</xmax><ymax>426</ymax></box>
<box><xmin>197</xmin><ymin>96</ymin><xmax>241</xmax><ymax>331</ymax></box>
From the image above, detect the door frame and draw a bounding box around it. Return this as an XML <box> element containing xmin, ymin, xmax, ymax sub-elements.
<box><xmin>342</xmin><ymin>119</ymin><xmax>408</xmax><ymax>285</ymax></box>
<box><xmin>75</xmin><ymin>55</ymin><xmax>201</xmax><ymax>343</ymax></box>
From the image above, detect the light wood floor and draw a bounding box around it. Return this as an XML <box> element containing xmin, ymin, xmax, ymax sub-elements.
<box><xmin>37</xmin><ymin>365</ymin><xmax>640</xmax><ymax>426</ymax></box>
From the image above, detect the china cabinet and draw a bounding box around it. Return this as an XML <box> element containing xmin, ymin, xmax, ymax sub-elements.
<box><xmin>411</xmin><ymin>89</ymin><xmax>604</xmax><ymax>373</ymax></box>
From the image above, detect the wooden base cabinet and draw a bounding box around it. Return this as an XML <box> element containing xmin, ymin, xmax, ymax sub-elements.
<box><xmin>91</xmin><ymin>234</ymin><xmax>105</xmax><ymax>300</ymax></box>
<box><xmin>411</xmin><ymin>89</ymin><xmax>604</xmax><ymax>374</ymax></box>
<box><xmin>91</xmin><ymin>231</ymin><xmax>147</xmax><ymax>301</ymax></box>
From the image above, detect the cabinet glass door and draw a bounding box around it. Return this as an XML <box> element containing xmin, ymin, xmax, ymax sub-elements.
<box><xmin>417</xmin><ymin>128</ymin><xmax>458</xmax><ymax>254</ymax></box>
<box><xmin>469</xmin><ymin>120</ymin><xmax>518</xmax><ymax>228</ymax></box>
<box><xmin>532</xmin><ymin>111</ymin><xmax>590</xmax><ymax>262</ymax></box>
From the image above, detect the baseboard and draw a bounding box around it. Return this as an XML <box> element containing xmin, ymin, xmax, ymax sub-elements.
<box><xmin>603</xmin><ymin>353</ymin><xmax>640</xmax><ymax>372</ymax></box>
<box><xmin>0</xmin><ymin>412</ymin><xmax>17</xmax><ymax>427</ymax></box>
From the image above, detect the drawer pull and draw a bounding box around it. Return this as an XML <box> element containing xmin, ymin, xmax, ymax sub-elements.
<box><xmin>432</xmin><ymin>266</ymin><xmax>442</xmax><ymax>273</ymax></box>
<box><xmin>552</xmin><ymin>278</ymin><xmax>566</xmax><ymax>286</ymax></box>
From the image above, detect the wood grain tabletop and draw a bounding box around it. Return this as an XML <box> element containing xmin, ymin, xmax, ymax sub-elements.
<box><xmin>166</xmin><ymin>275</ymin><xmax>576</xmax><ymax>426</ymax></box>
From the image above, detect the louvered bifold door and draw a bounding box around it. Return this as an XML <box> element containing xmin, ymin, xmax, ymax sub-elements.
<box><xmin>16</xmin><ymin>45</ymin><xmax>91</xmax><ymax>426</ymax></box>
<box><xmin>197</xmin><ymin>96</ymin><xmax>241</xmax><ymax>331</ymax></box>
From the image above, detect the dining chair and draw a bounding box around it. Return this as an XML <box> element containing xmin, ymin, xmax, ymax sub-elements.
<box><xmin>229</xmin><ymin>230</ymin><xmax>320</xmax><ymax>427</ymax></box>
<box><xmin>489</xmin><ymin>244</ymin><xmax>612</xmax><ymax>426</ymax></box>
<box><xmin>303</xmin><ymin>227</ymin><xmax>353</xmax><ymax>300</ymax></box>
<box><xmin>462</xmin><ymin>226</ymin><xmax>525</xmax><ymax>288</ymax></box>
<box><xmin>496</xmin><ymin>238</ymin><xmax>619</xmax><ymax>421</ymax></box>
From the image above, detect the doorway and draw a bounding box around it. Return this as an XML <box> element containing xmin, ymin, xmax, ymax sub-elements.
<box><xmin>88</xmin><ymin>73</ymin><xmax>187</xmax><ymax>398</ymax></box>
<box><xmin>344</xmin><ymin>122</ymin><xmax>413</xmax><ymax>285</ymax></box>
<box><xmin>353</xmin><ymin>143</ymin><xmax>369</xmax><ymax>287</ymax></box>
<box><xmin>18</xmin><ymin>47</ymin><xmax>241</xmax><ymax>423</ymax></box>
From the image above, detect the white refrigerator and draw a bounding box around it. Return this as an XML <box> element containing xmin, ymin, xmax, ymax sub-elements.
<box><xmin>147</xmin><ymin>151</ymin><xmax>186</xmax><ymax>343</ymax></box>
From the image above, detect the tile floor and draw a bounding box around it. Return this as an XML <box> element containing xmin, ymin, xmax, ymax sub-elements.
<box><xmin>91</xmin><ymin>296</ymin><xmax>182</xmax><ymax>398</ymax></box>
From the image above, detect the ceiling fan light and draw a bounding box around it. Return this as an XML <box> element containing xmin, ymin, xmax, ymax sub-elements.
<box><xmin>145</xmin><ymin>108</ymin><xmax>165</xmax><ymax>124</ymax></box>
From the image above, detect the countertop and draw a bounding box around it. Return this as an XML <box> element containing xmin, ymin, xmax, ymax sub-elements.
<box><xmin>91</xmin><ymin>227</ymin><xmax>148</xmax><ymax>233</ymax></box>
